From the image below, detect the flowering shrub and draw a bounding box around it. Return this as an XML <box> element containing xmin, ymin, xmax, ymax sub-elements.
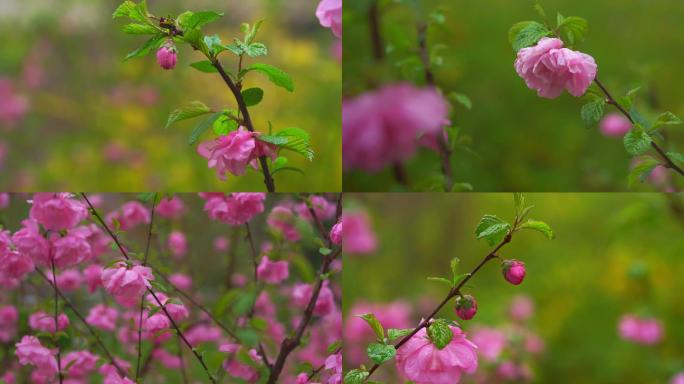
<box><xmin>0</xmin><ymin>192</ymin><xmax>342</xmax><ymax>383</ymax></box>
<box><xmin>510</xmin><ymin>3</ymin><xmax>684</xmax><ymax>188</ymax></box>
<box><xmin>114</xmin><ymin>1</ymin><xmax>322</xmax><ymax>192</ymax></box>
<box><xmin>343</xmin><ymin>194</ymin><xmax>554</xmax><ymax>383</ymax></box>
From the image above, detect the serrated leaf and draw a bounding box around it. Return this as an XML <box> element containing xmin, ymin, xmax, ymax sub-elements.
<box><xmin>355</xmin><ymin>313</ymin><xmax>384</xmax><ymax>341</ymax></box>
<box><xmin>557</xmin><ymin>16</ymin><xmax>588</xmax><ymax>46</ymax></box>
<box><xmin>259</xmin><ymin>127</ymin><xmax>314</xmax><ymax>161</ymax></box>
<box><xmin>344</xmin><ymin>369</ymin><xmax>369</xmax><ymax>384</ymax></box>
<box><xmin>128</xmin><ymin>0</ymin><xmax>149</xmax><ymax>24</ymax></box>
<box><xmin>624</xmin><ymin>124</ymin><xmax>652</xmax><ymax>155</ymax></box>
<box><xmin>241</xmin><ymin>63</ymin><xmax>294</xmax><ymax>92</ymax></box>
<box><xmin>519</xmin><ymin>219</ymin><xmax>555</xmax><ymax>239</ymax></box>
<box><xmin>186</xmin><ymin>11</ymin><xmax>223</xmax><ymax>29</ymax></box>
<box><xmin>427</xmin><ymin>320</ymin><xmax>453</xmax><ymax>350</ymax></box>
<box><xmin>113</xmin><ymin>1</ymin><xmax>135</xmax><ymax>19</ymax></box>
<box><xmin>188</xmin><ymin>112</ymin><xmax>222</xmax><ymax>145</ymax></box>
<box><xmin>509</xmin><ymin>21</ymin><xmax>551</xmax><ymax>52</ymax></box>
<box><xmin>123</xmin><ymin>34</ymin><xmax>164</xmax><ymax>61</ymax></box>
<box><xmin>666</xmin><ymin>152</ymin><xmax>684</xmax><ymax>165</ymax></box>
<box><xmin>581</xmin><ymin>99</ymin><xmax>605</xmax><ymax>126</ymax></box>
<box><xmin>474</xmin><ymin>215</ymin><xmax>510</xmax><ymax>246</ymax></box>
<box><xmin>387</xmin><ymin>328</ymin><xmax>413</xmax><ymax>341</ymax></box>
<box><xmin>327</xmin><ymin>340</ymin><xmax>342</xmax><ymax>354</ymax></box>
<box><xmin>121</xmin><ymin>23</ymin><xmax>157</xmax><ymax>35</ymax></box>
<box><xmin>628</xmin><ymin>157</ymin><xmax>659</xmax><ymax>187</ymax></box>
<box><xmin>245</xmin><ymin>42</ymin><xmax>268</xmax><ymax>57</ymax></box>
<box><xmin>427</xmin><ymin>276</ymin><xmax>454</xmax><ymax>288</ymax></box>
<box><xmin>203</xmin><ymin>34</ymin><xmax>222</xmax><ymax>55</ymax></box>
<box><xmin>190</xmin><ymin>60</ymin><xmax>218</xmax><ymax>73</ymax></box>
<box><xmin>242</xmin><ymin>88</ymin><xmax>264</xmax><ymax>107</ymax></box>
<box><xmin>166</xmin><ymin>101</ymin><xmax>212</xmax><ymax>129</ymax></box>
<box><xmin>649</xmin><ymin>111</ymin><xmax>682</xmax><ymax>132</ymax></box>
<box><xmin>618</xmin><ymin>87</ymin><xmax>641</xmax><ymax>111</ymax></box>
<box><xmin>366</xmin><ymin>343</ymin><xmax>396</xmax><ymax>365</ymax></box>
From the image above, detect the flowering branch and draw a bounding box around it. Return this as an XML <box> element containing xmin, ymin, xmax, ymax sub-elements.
<box><xmin>135</xmin><ymin>193</ymin><xmax>157</xmax><ymax>380</ymax></box>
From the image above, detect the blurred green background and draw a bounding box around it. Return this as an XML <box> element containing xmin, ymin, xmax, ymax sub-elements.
<box><xmin>0</xmin><ymin>0</ymin><xmax>341</xmax><ymax>191</ymax></box>
<box><xmin>343</xmin><ymin>0</ymin><xmax>684</xmax><ymax>192</ymax></box>
<box><xmin>343</xmin><ymin>193</ymin><xmax>684</xmax><ymax>383</ymax></box>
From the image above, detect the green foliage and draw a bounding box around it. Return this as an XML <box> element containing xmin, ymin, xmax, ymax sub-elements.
<box><xmin>519</xmin><ymin>219</ymin><xmax>555</xmax><ymax>239</ymax></box>
<box><xmin>188</xmin><ymin>112</ymin><xmax>222</xmax><ymax>145</ymax></box>
<box><xmin>166</xmin><ymin>101</ymin><xmax>213</xmax><ymax>129</ymax></box>
<box><xmin>627</xmin><ymin>156</ymin><xmax>659</xmax><ymax>187</ymax></box>
<box><xmin>556</xmin><ymin>15</ymin><xmax>588</xmax><ymax>46</ymax></box>
<box><xmin>189</xmin><ymin>60</ymin><xmax>218</xmax><ymax>73</ymax></box>
<box><xmin>387</xmin><ymin>328</ymin><xmax>413</xmax><ymax>341</ymax></box>
<box><xmin>366</xmin><ymin>343</ymin><xmax>396</xmax><ymax>364</ymax></box>
<box><xmin>508</xmin><ymin>21</ymin><xmax>551</xmax><ymax>52</ymax></box>
<box><xmin>344</xmin><ymin>369</ymin><xmax>369</xmax><ymax>384</ymax></box>
<box><xmin>449</xmin><ymin>92</ymin><xmax>472</xmax><ymax>110</ymax></box>
<box><xmin>356</xmin><ymin>313</ymin><xmax>385</xmax><ymax>341</ymax></box>
<box><xmin>259</xmin><ymin>127</ymin><xmax>314</xmax><ymax>161</ymax></box>
<box><xmin>580</xmin><ymin>98</ymin><xmax>606</xmax><ymax>127</ymax></box>
<box><xmin>427</xmin><ymin>320</ymin><xmax>453</xmax><ymax>350</ymax></box>
<box><xmin>623</xmin><ymin>124</ymin><xmax>652</xmax><ymax>155</ymax></box>
<box><xmin>241</xmin><ymin>88</ymin><xmax>264</xmax><ymax>107</ymax></box>
<box><xmin>121</xmin><ymin>23</ymin><xmax>157</xmax><ymax>35</ymax></box>
<box><xmin>123</xmin><ymin>34</ymin><xmax>164</xmax><ymax>61</ymax></box>
<box><xmin>649</xmin><ymin>111</ymin><xmax>682</xmax><ymax>133</ymax></box>
<box><xmin>475</xmin><ymin>214</ymin><xmax>511</xmax><ymax>246</ymax></box>
<box><xmin>667</xmin><ymin>151</ymin><xmax>684</xmax><ymax>165</ymax></box>
<box><xmin>240</xmin><ymin>63</ymin><xmax>294</xmax><ymax>92</ymax></box>
<box><xmin>427</xmin><ymin>276</ymin><xmax>453</xmax><ymax>288</ymax></box>
<box><xmin>184</xmin><ymin>11</ymin><xmax>224</xmax><ymax>29</ymax></box>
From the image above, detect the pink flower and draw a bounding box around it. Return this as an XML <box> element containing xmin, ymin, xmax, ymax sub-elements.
<box><xmin>316</xmin><ymin>0</ymin><xmax>342</xmax><ymax>37</ymax></box>
<box><xmin>29</xmin><ymin>311</ymin><xmax>69</xmax><ymax>332</ymax></box>
<box><xmin>502</xmin><ymin>259</ymin><xmax>526</xmax><ymax>285</ymax></box>
<box><xmin>618</xmin><ymin>314</ymin><xmax>663</xmax><ymax>345</ymax></box>
<box><xmin>220</xmin><ymin>344</ymin><xmax>261</xmax><ymax>383</ymax></box>
<box><xmin>51</xmin><ymin>233</ymin><xmax>92</xmax><ymax>268</ymax></box>
<box><xmin>147</xmin><ymin>293</ymin><xmax>189</xmax><ymax>323</ymax></box>
<box><xmin>198</xmin><ymin>128</ymin><xmax>277</xmax><ymax>180</ymax></box>
<box><xmin>83</xmin><ymin>264</ymin><xmax>103</xmax><ymax>293</ymax></box>
<box><xmin>256</xmin><ymin>256</ymin><xmax>289</xmax><ymax>284</ymax></box>
<box><xmin>342</xmin><ymin>212</ymin><xmax>377</xmax><ymax>255</ymax></box>
<box><xmin>29</xmin><ymin>193</ymin><xmax>88</xmax><ymax>231</ymax></box>
<box><xmin>508</xmin><ymin>294</ymin><xmax>534</xmax><ymax>322</ymax></box>
<box><xmin>0</xmin><ymin>193</ymin><xmax>9</xmax><ymax>209</ymax></box>
<box><xmin>167</xmin><ymin>231</ymin><xmax>187</xmax><ymax>259</ymax></box>
<box><xmin>330</xmin><ymin>220</ymin><xmax>342</xmax><ymax>245</ymax></box>
<box><xmin>55</xmin><ymin>269</ymin><xmax>82</xmax><ymax>292</ymax></box>
<box><xmin>343</xmin><ymin>83</ymin><xmax>450</xmax><ymax>172</ymax></box>
<box><xmin>15</xmin><ymin>336</ymin><xmax>58</xmax><ymax>375</ymax></box>
<box><xmin>396</xmin><ymin>324</ymin><xmax>478</xmax><ymax>384</ymax></box>
<box><xmin>295</xmin><ymin>195</ymin><xmax>336</xmax><ymax>221</ymax></box>
<box><xmin>455</xmin><ymin>295</ymin><xmax>477</xmax><ymax>320</ymax></box>
<box><xmin>101</xmin><ymin>263</ymin><xmax>154</xmax><ymax>303</ymax></box>
<box><xmin>214</xmin><ymin>236</ymin><xmax>230</xmax><ymax>251</ymax></box>
<box><xmin>470</xmin><ymin>326</ymin><xmax>506</xmax><ymax>362</ymax></box>
<box><xmin>267</xmin><ymin>206</ymin><xmax>301</xmax><ymax>242</ymax></box>
<box><xmin>0</xmin><ymin>305</ymin><xmax>18</xmax><ymax>342</ymax></box>
<box><xmin>70</xmin><ymin>224</ymin><xmax>111</xmax><ymax>258</ymax></box>
<box><xmin>169</xmin><ymin>273</ymin><xmax>192</xmax><ymax>290</ymax></box>
<box><xmin>292</xmin><ymin>281</ymin><xmax>335</xmax><ymax>316</ymax></box>
<box><xmin>156</xmin><ymin>41</ymin><xmax>177</xmax><ymax>70</ymax></box>
<box><xmin>156</xmin><ymin>196</ymin><xmax>185</xmax><ymax>218</ymax></box>
<box><xmin>203</xmin><ymin>193</ymin><xmax>266</xmax><ymax>225</ymax></box>
<box><xmin>152</xmin><ymin>348</ymin><xmax>182</xmax><ymax>369</ymax></box>
<box><xmin>62</xmin><ymin>350</ymin><xmax>98</xmax><ymax>377</ymax></box>
<box><xmin>671</xmin><ymin>372</ymin><xmax>684</xmax><ymax>384</ymax></box>
<box><xmin>345</xmin><ymin>301</ymin><xmax>412</xmax><ymax>365</ymax></box>
<box><xmin>600</xmin><ymin>113</ymin><xmax>632</xmax><ymax>137</ymax></box>
<box><xmin>107</xmin><ymin>201</ymin><xmax>150</xmax><ymax>231</ymax></box>
<box><xmin>0</xmin><ymin>78</ymin><xmax>29</xmax><ymax>127</ymax></box>
<box><xmin>0</xmin><ymin>230</ymin><xmax>10</xmax><ymax>255</ymax></box>
<box><xmin>86</xmin><ymin>304</ymin><xmax>118</xmax><ymax>331</ymax></box>
<box><xmin>0</xmin><ymin>250</ymin><xmax>34</xmax><ymax>279</ymax></box>
<box><xmin>496</xmin><ymin>361</ymin><xmax>532</xmax><ymax>381</ymax></box>
<box><xmin>143</xmin><ymin>312</ymin><xmax>171</xmax><ymax>333</ymax></box>
<box><xmin>514</xmin><ymin>37</ymin><xmax>597</xmax><ymax>99</ymax></box>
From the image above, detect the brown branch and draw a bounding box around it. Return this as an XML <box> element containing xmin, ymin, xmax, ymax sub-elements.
<box><xmin>136</xmin><ymin>194</ymin><xmax>157</xmax><ymax>380</ymax></box>
<box><xmin>369</xmin><ymin>1</ymin><xmax>384</xmax><ymax>61</ymax></box>
<box><xmin>50</xmin><ymin>259</ymin><xmax>63</xmax><ymax>384</ymax></box>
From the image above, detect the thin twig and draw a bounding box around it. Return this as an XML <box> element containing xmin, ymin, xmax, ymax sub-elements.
<box><xmin>308</xmin><ymin>346</ymin><xmax>342</xmax><ymax>381</ymax></box>
<box><xmin>136</xmin><ymin>194</ymin><xmax>157</xmax><ymax>380</ymax></box>
<box><xmin>50</xmin><ymin>259</ymin><xmax>63</xmax><ymax>384</ymax></box>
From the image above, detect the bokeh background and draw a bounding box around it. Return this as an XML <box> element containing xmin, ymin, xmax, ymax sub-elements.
<box><xmin>0</xmin><ymin>0</ymin><xmax>341</xmax><ymax>191</ymax></box>
<box><xmin>343</xmin><ymin>193</ymin><xmax>684</xmax><ymax>383</ymax></box>
<box><xmin>343</xmin><ymin>0</ymin><xmax>684</xmax><ymax>191</ymax></box>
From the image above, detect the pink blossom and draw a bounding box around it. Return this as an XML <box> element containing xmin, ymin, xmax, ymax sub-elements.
<box><xmin>86</xmin><ymin>304</ymin><xmax>118</xmax><ymax>331</ymax></box>
<box><xmin>255</xmin><ymin>291</ymin><xmax>276</xmax><ymax>316</ymax></box>
<box><xmin>267</xmin><ymin>205</ymin><xmax>301</xmax><ymax>242</ymax></box>
<box><xmin>324</xmin><ymin>352</ymin><xmax>342</xmax><ymax>383</ymax></box>
<box><xmin>0</xmin><ymin>230</ymin><xmax>10</xmax><ymax>255</ymax></box>
<box><xmin>600</xmin><ymin>113</ymin><xmax>632</xmax><ymax>137</ymax></box>
<box><xmin>0</xmin><ymin>78</ymin><xmax>29</xmax><ymax>127</ymax></box>
<box><xmin>496</xmin><ymin>361</ymin><xmax>532</xmax><ymax>381</ymax></box>
<box><xmin>502</xmin><ymin>259</ymin><xmax>526</xmax><ymax>285</ymax></box>
<box><xmin>295</xmin><ymin>195</ymin><xmax>336</xmax><ymax>221</ymax></box>
<box><xmin>156</xmin><ymin>196</ymin><xmax>185</xmax><ymax>218</ymax></box>
<box><xmin>62</xmin><ymin>350</ymin><xmax>98</xmax><ymax>377</ymax></box>
<box><xmin>455</xmin><ymin>294</ymin><xmax>477</xmax><ymax>320</ymax></box>
<box><xmin>198</xmin><ymin>128</ymin><xmax>277</xmax><ymax>180</ymax></box>
<box><xmin>186</xmin><ymin>324</ymin><xmax>223</xmax><ymax>346</ymax></box>
<box><xmin>29</xmin><ymin>311</ymin><xmax>69</xmax><ymax>332</ymax></box>
<box><xmin>101</xmin><ymin>263</ymin><xmax>154</xmax><ymax>304</ymax></box>
<box><xmin>83</xmin><ymin>264</ymin><xmax>103</xmax><ymax>293</ymax></box>
<box><xmin>143</xmin><ymin>312</ymin><xmax>171</xmax><ymax>333</ymax></box>
<box><xmin>29</xmin><ymin>193</ymin><xmax>88</xmax><ymax>231</ymax></box>
<box><xmin>470</xmin><ymin>326</ymin><xmax>506</xmax><ymax>362</ymax></box>
<box><xmin>55</xmin><ymin>269</ymin><xmax>82</xmax><ymax>292</ymax></box>
<box><xmin>330</xmin><ymin>220</ymin><xmax>342</xmax><ymax>245</ymax></box>
<box><xmin>316</xmin><ymin>0</ymin><xmax>342</xmax><ymax>37</ymax></box>
<box><xmin>0</xmin><ymin>250</ymin><xmax>34</xmax><ymax>279</ymax></box>
<box><xmin>107</xmin><ymin>201</ymin><xmax>150</xmax><ymax>231</ymax></box>
<box><xmin>508</xmin><ymin>294</ymin><xmax>534</xmax><ymax>322</ymax></box>
<box><xmin>0</xmin><ymin>305</ymin><xmax>18</xmax><ymax>342</ymax></box>
<box><xmin>156</xmin><ymin>41</ymin><xmax>177</xmax><ymax>70</ymax></box>
<box><xmin>152</xmin><ymin>348</ymin><xmax>182</xmax><ymax>369</ymax></box>
<box><xmin>618</xmin><ymin>314</ymin><xmax>663</xmax><ymax>345</ymax></box>
<box><xmin>70</xmin><ymin>224</ymin><xmax>111</xmax><ymax>258</ymax></box>
<box><xmin>342</xmin><ymin>212</ymin><xmax>377</xmax><ymax>255</ymax></box>
<box><xmin>292</xmin><ymin>281</ymin><xmax>335</xmax><ymax>316</ymax></box>
<box><xmin>51</xmin><ymin>233</ymin><xmax>92</xmax><ymax>268</ymax></box>
<box><xmin>203</xmin><ymin>193</ymin><xmax>266</xmax><ymax>225</ymax></box>
<box><xmin>514</xmin><ymin>37</ymin><xmax>597</xmax><ymax>99</ymax></box>
<box><xmin>147</xmin><ymin>293</ymin><xmax>189</xmax><ymax>323</ymax></box>
<box><xmin>15</xmin><ymin>335</ymin><xmax>58</xmax><ymax>375</ymax></box>
<box><xmin>343</xmin><ymin>83</ymin><xmax>450</xmax><ymax>172</ymax></box>
<box><xmin>167</xmin><ymin>231</ymin><xmax>187</xmax><ymax>258</ymax></box>
<box><xmin>169</xmin><ymin>273</ymin><xmax>192</xmax><ymax>290</ymax></box>
<box><xmin>396</xmin><ymin>324</ymin><xmax>478</xmax><ymax>384</ymax></box>
<box><xmin>0</xmin><ymin>193</ymin><xmax>9</xmax><ymax>209</ymax></box>
<box><xmin>256</xmin><ymin>256</ymin><xmax>290</xmax><ymax>284</ymax></box>
<box><xmin>671</xmin><ymin>372</ymin><xmax>684</xmax><ymax>384</ymax></box>
<box><xmin>214</xmin><ymin>236</ymin><xmax>230</xmax><ymax>251</ymax></box>
<box><xmin>220</xmin><ymin>344</ymin><xmax>261</xmax><ymax>383</ymax></box>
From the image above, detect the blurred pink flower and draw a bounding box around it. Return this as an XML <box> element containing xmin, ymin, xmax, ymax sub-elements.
<box><xmin>316</xmin><ymin>0</ymin><xmax>342</xmax><ymax>37</ymax></box>
<box><xmin>0</xmin><ymin>305</ymin><xmax>18</xmax><ymax>342</ymax></box>
<box><xmin>62</xmin><ymin>350</ymin><xmax>98</xmax><ymax>377</ymax></box>
<box><xmin>672</xmin><ymin>372</ymin><xmax>684</xmax><ymax>384</ymax></box>
<box><xmin>169</xmin><ymin>273</ymin><xmax>192</xmax><ymax>291</ymax></box>
<box><xmin>167</xmin><ymin>231</ymin><xmax>187</xmax><ymax>259</ymax></box>
<box><xmin>156</xmin><ymin>196</ymin><xmax>185</xmax><ymax>218</ymax></box>
<box><xmin>0</xmin><ymin>78</ymin><xmax>29</xmax><ymax>128</ymax></box>
<box><xmin>342</xmin><ymin>211</ymin><xmax>377</xmax><ymax>255</ymax></box>
<box><xmin>256</xmin><ymin>256</ymin><xmax>289</xmax><ymax>284</ymax></box>
<box><xmin>29</xmin><ymin>311</ymin><xmax>69</xmax><ymax>333</ymax></box>
<box><xmin>15</xmin><ymin>336</ymin><xmax>58</xmax><ymax>376</ymax></box>
<box><xmin>618</xmin><ymin>314</ymin><xmax>663</xmax><ymax>345</ymax></box>
<box><xmin>292</xmin><ymin>281</ymin><xmax>335</xmax><ymax>316</ymax></box>
<box><xmin>51</xmin><ymin>233</ymin><xmax>92</xmax><ymax>268</ymax></box>
<box><xmin>214</xmin><ymin>235</ymin><xmax>230</xmax><ymax>251</ymax></box>
<box><xmin>600</xmin><ymin>113</ymin><xmax>632</xmax><ymax>137</ymax></box>
<box><xmin>107</xmin><ymin>201</ymin><xmax>150</xmax><ymax>231</ymax></box>
<box><xmin>267</xmin><ymin>205</ymin><xmax>301</xmax><ymax>242</ymax></box>
<box><xmin>470</xmin><ymin>326</ymin><xmax>507</xmax><ymax>362</ymax></box>
<box><xmin>508</xmin><ymin>294</ymin><xmax>535</xmax><ymax>322</ymax></box>
<box><xmin>0</xmin><ymin>193</ymin><xmax>8</xmax><ymax>209</ymax></box>
<box><xmin>203</xmin><ymin>193</ymin><xmax>266</xmax><ymax>225</ymax></box>
<box><xmin>86</xmin><ymin>304</ymin><xmax>118</xmax><ymax>332</ymax></box>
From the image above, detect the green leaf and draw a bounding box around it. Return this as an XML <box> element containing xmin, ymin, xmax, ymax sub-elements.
<box><xmin>557</xmin><ymin>16</ymin><xmax>588</xmax><ymax>46</ymax></box>
<box><xmin>509</xmin><ymin>21</ymin><xmax>551</xmax><ymax>52</ymax></box>
<box><xmin>166</xmin><ymin>101</ymin><xmax>212</xmax><ymax>129</ymax></box>
<box><xmin>190</xmin><ymin>60</ymin><xmax>218</xmax><ymax>73</ymax></box>
<box><xmin>366</xmin><ymin>343</ymin><xmax>396</xmax><ymax>365</ymax></box>
<box><xmin>617</xmin><ymin>87</ymin><xmax>641</xmax><ymax>111</ymax></box>
<box><xmin>245</xmin><ymin>42</ymin><xmax>268</xmax><ymax>57</ymax></box>
<box><xmin>241</xmin><ymin>63</ymin><xmax>294</xmax><ymax>92</ymax></box>
<box><xmin>242</xmin><ymin>88</ymin><xmax>264</xmax><ymax>107</ymax></box>
<box><xmin>327</xmin><ymin>340</ymin><xmax>342</xmax><ymax>354</ymax></box>
<box><xmin>319</xmin><ymin>247</ymin><xmax>332</xmax><ymax>256</ymax></box>
<box><xmin>667</xmin><ymin>152</ymin><xmax>684</xmax><ymax>165</ymax></box>
<box><xmin>344</xmin><ymin>369</ymin><xmax>369</xmax><ymax>384</ymax></box>
<box><xmin>243</xmin><ymin>20</ymin><xmax>264</xmax><ymax>44</ymax></box>
<box><xmin>474</xmin><ymin>214</ymin><xmax>511</xmax><ymax>246</ymax></box>
<box><xmin>271</xmin><ymin>166</ymin><xmax>305</xmax><ymax>176</ymax></box>
<box><xmin>355</xmin><ymin>313</ymin><xmax>384</xmax><ymax>341</ymax></box>
<box><xmin>203</xmin><ymin>35</ymin><xmax>223</xmax><ymax>56</ymax></box>
<box><xmin>188</xmin><ymin>112</ymin><xmax>222</xmax><ymax>145</ymax></box>
<box><xmin>213</xmin><ymin>114</ymin><xmax>238</xmax><ymax>136</ymax></box>
<box><xmin>121</xmin><ymin>23</ymin><xmax>157</xmax><ymax>35</ymax></box>
<box><xmin>628</xmin><ymin>157</ymin><xmax>659</xmax><ymax>187</ymax></box>
<box><xmin>258</xmin><ymin>127</ymin><xmax>314</xmax><ymax>161</ymax></box>
<box><xmin>272</xmin><ymin>156</ymin><xmax>287</xmax><ymax>170</ymax></box>
<box><xmin>519</xmin><ymin>219</ymin><xmax>555</xmax><ymax>239</ymax></box>
<box><xmin>186</xmin><ymin>11</ymin><xmax>224</xmax><ymax>29</ymax></box>
<box><xmin>427</xmin><ymin>320</ymin><xmax>453</xmax><ymax>350</ymax></box>
<box><xmin>128</xmin><ymin>0</ymin><xmax>149</xmax><ymax>24</ymax></box>
<box><xmin>624</xmin><ymin>124</ymin><xmax>652</xmax><ymax>155</ymax></box>
<box><xmin>450</xmin><ymin>257</ymin><xmax>460</xmax><ymax>281</ymax></box>
<box><xmin>123</xmin><ymin>34</ymin><xmax>164</xmax><ymax>61</ymax></box>
<box><xmin>387</xmin><ymin>328</ymin><xmax>413</xmax><ymax>341</ymax></box>
<box><xmin>449</xmin><ymin>92</ymin><xmax>472</xmax><ymax>110</ymax></box>
<box><xmin>113</xmin><ymin>1</ymin><xmax>135</xmax><ymax>19</ymax></box>
<box><xmin>182</xmin><ymin>29</ymin><xmax>204</xmax><ymax>49</ymax></box>
<box><xmin>427</xmin><ymin>276</ymin><xmax>454</xmax><ymax>288</ymax></box>
<box><xmin>649</xmin><ymin>111</ymin><xmax>682</xmax><ymax>132</ymax></box>
<box><xmin>150</xmin><ymin>280</ymin><xmax>168</xmax><ymax>293</ymax></box>
<box><xmin>580</xmin><ymin>98</ymin><xmax>605</xmax><ymax>126</ymax></box>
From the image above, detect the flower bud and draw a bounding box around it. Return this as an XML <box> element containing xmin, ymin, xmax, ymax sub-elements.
<box><xmin>502</xmin><ymin>259</ymin><xmax>526</xmax><ymax>285</ymax></box>
<box><xmin>455</xmin><ymin>294</ymin><xmax>477</xmax><ymax>320</ymax></box>
<box><xmin>156</xmin><ymin>40</ymin><xmax>177</xmax><ymax>70</ymax></box>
